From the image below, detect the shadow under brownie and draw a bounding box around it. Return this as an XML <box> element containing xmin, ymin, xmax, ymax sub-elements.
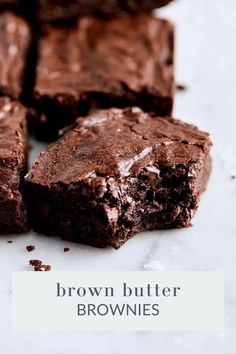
<box><xmin>25</xmin><ymin>107</ymin><xmax>211</xmax><ymax>249</ymax></box>
<box><xmin>32</xmin><ymin>13</ymin><xmax>174</xmax><ymax>140</ymax></box>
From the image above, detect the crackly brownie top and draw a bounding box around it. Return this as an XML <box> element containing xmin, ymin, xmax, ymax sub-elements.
<box><xmin>35</xmin><ymin>13</ymin><xmax>174</xmax><ymax>99</ymax></box>
<box><xmin>0</xmin><ymin>96</ymin><xmax>28</xmax><ymax>171</ymax></box>
<box><xmin>26</xmin><ymin>107</ymin><xmax>211</xmax><ymax>186</ymax></box>
<box><xmin>0</xmin><ymin>12</ymin><xmax>31</xmax><ymax>98</ymax></box>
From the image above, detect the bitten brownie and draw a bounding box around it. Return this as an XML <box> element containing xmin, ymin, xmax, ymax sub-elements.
<box><xmin>0</xmin><ymin>12</ymin><xmax>31</xmax><ymax>99</ymax></box>
<box><xmin>38</xmin><ymin>0</ymin><xmax>174</xmax><ymax>22</ymax></box>
<box><xmin>0</xmin><ymin>97</ymin><xmax>28</xmax><ymax>233</ymax></box>
<box><xmin>33</xmin><ymin>13</ymin><xmax>174</xmax><ymax>140</ymax></box>
<box><xmin>25</xmin><ymin>107</ymin><xmax>211</xmax><ymax>249</ymax></box>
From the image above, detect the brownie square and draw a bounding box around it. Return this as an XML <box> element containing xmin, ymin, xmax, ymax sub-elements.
<box><xmin>0</xmin><ymin>11</ymin><xmax>31</xmax><ymax>99</ymax></box>
<box><xmin>0</xmin><ymin>97</ymin><xmax>28</xmax><ymax>233</ymax></box>
<box><xmin>33</xmin><ymin>13</ymin><xmax>174</xmax><ymax>140</ymax></box>
<box><xmin>37</xmin><ymin>0</ymin><xmax>175</xmax><ymax>22</ymax></box>
<box><xmin>25</xmin><ymin>107</ymin><xmax>211</xmax><ymax>249</ymax></box>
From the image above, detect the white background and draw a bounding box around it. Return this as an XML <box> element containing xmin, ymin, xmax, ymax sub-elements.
<box><xmin>0</xmin><ymin>0</ymin><xmax>236</xmax><ymax>352</ymax></box>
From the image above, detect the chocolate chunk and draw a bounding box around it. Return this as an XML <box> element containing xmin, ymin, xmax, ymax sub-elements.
<box><xmin>25</xmin><ymin>107</ymin><xmax>211</xmax><ymax>249</ymax></box>
<box><xmin>33</xmin><ymin>13</ymin><xmax>174</xmax><ymax>140</ymax></box>
<box><xmin>0</xmin><ymin>97</ymin><xmax>28</xmax><ymax>234</ymax></box>
<box><xmin>29</xmin><ymin>259</ymin><xmax>51</xmax><ymax>271</ymax></box>
<box><xmin>0</xmin><ymin>12</ymin><xmax>31</xmax><ymax>99</ymax></box>
<box><xmin>64</xmin><ymin>247</ymin><xmax>70</xmax><ymax>252</ymax></box>
<box><xmin>38</xmin><ymin>0</ymin><xmax>174</xmax><ymax>22</ymax></box>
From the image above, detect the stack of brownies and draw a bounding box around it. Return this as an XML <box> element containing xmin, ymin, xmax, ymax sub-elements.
<box><xmin>0</xmin><ymin>0</ymin><xmax>212</xmax><ymax>249</ymax></box>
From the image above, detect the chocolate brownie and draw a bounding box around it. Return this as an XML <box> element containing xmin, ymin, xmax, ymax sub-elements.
<box><xmin>0</xmin><ymin>97</ymin><xmax>28</xmax><ymax>233</ymax></box>
<box><xmin>0</xmin><ymin>12</ymin><xmax>31</xmax><ymax>99</ymax></box>
<box><xmin>38</xmin><ymin>0</ymin><xmax>174</xmax><ymax>22</ymax></box>
<box><xmin>25</xmin><ymin>107</ymin><xmax>211</xmax><ymax>249</ymax></box>
<box><xmin>33</xmin><ymin>13</ymin><xmax>174</xmax><ymax>140</ymax></box>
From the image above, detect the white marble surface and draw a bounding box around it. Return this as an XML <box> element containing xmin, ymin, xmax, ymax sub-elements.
<box><xmin>1</xmin><ymin>0</ymin><xmax>236</xmax><ymax>352</ymax></box>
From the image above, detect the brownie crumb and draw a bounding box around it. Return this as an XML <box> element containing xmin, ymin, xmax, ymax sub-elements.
<box><xmin>231</xmin><ymin>175</ymin><xmax>236</xmax><ymax>180</ymax></box>
<box><xmin>176</xmin><ymin>84</ymin><xmax>187</xmax><ymax>91</ymax></box>
<box><xmin>41</xmin><ymin>264</ymin><xmax>51</xmax><ymax>272</ymax></box>
<box><xmin>7</xmin><ymin>240</ymin><xmax>13</xmax><ymax>243</ymax></box>
<box><xmin>29</xmin><ymin>259</ymin><xmax>42</xmax><ymax>268</ymax></box>
<box><xmin>29</xmin><ymin>259</ymin><xmax>51</xmax><ymax>272</ymax></box>
<box><xmin>26</xmin><ymin>245</ymin><xmax>35</xmax><ymax>252</ymax></box>
<box><xmin>64</xmin><ymin>247</ymin><xmax>70</xmax><ymax>252</ymax></box>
